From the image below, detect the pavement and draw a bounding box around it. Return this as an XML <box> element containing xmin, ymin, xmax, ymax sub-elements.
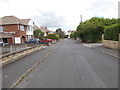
<box><xmin>2</xmin><ymin>44</ymin><xmax>55</xmax><ymax>88</ymax></box>
<box><xmin>82</xmin><ymin>43</ymin><xmax>118</xmax><ymax>58</ymax></box>
<box><xmin>6</xmin><ymin>39</ymin><xmax>117</xmax><ymax>88</ymax></box>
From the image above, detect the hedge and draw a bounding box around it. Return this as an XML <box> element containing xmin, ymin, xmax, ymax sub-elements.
<box><xmin>77</xmin><ymin>22</ymin><xmax>104</xmax><ymax>43</ymax></box>
<box><xmin>104</xmin><ymin>24</ymin><xmax>120</xmax><ymax>41</ymax></box>
<box><xmin>47</xmin><ymin>34</ymin><xmax>59</xmax><ymax>40</ymax></box>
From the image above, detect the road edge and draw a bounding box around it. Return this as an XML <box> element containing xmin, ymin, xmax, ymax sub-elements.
<box><xmin>82</xmin><ymin>44</ymin><xmax>119</xmax><ymax>59</ymax></box>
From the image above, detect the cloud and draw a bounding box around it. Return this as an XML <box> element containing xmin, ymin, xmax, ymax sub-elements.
<box><xmin>0</xmin><ymin>0</ymin><xmax>119</xmax><ymax>31</ymax></box>
<box><xmin>31</xmin><ymin>11</ymin><xmax>66</xmax><ymax>28</ymax></box>
<box><xmin>0</xmin><ymin>0</ymin><xmax>10</xmax><ymax>3</ymax></box>
<box><xmin>84</xmin><ymin>0</ymin><xmax>118</xmax><ymax>18</ymax></box>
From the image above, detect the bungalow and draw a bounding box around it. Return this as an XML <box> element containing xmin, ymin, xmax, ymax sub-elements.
<box><xmin>21</xmin><ymin>19</ymin><xmax>34</xmax><ymax>41</ymax></box>
<box><xmin>0</xmin><ymin>16</ymin><xmax>27</xmax><ymax>44</ymax></box>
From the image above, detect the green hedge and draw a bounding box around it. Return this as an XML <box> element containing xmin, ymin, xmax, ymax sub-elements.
<box><xmin>104</xmin><ymin>24</ymin><xmax>120</xmax><ymax>41</ymax></box>
<box><xmin>77</xmin><ymin>22</ymin><xmax>104</xmax><ymax>43</ymax></box>
<box><xmin>47</xmin><ymin>34</ymin><xmax>59</xmax><ymax>40</ymax></box>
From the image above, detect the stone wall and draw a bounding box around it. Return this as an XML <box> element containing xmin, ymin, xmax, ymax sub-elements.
<box><xmin>102</xmin><ymin>34</ymin><xmax>120</xmax><ymax>50</ymax></box>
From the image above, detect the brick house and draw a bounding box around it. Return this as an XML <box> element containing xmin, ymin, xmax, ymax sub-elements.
<box><xmin>0</xmin><ymin>16</ymin><xmax>27</xmax><ymax>44</ymax></box>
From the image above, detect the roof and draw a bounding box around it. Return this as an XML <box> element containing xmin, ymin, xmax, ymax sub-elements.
<box><xmin>39</xmin><ymin>27</ymin><xmax>50</xmax><ymax>33</ymax></box>
<box><xmin>0</xmin><ymin>16</ymin><xmax>25</xmax><ymax>25</ymax></box>
<box><xmin>21</xmin><ymin>19</ymin><xmax>30</xmax><ymax>25</ymax></box>
<box><xmin>33</xmin><ymin>25</ymin><xmax>40</xmax><ymax>30</ymax></box>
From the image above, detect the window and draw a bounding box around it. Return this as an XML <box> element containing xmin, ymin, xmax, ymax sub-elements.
<box><xmin>0</xmin><ymin>26</ymin><xmax>3</xmax><ymax>32</ymax></box>
<box><xmin>30</xmin><ymin>26</ymin><xmax>33</xmax><ymax>31</ymax></box>
<box><xmin>20</xmin><ymin>25</ymin><xmax>24</xmax><ymax>31</ymax></box>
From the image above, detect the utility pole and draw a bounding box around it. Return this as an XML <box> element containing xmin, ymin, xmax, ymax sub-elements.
<box><xmin>80</xmin><ymin>15</ymin><xmax>83</xmax><ymax>23</ymax></box>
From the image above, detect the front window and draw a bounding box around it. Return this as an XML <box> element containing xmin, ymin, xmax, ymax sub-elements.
<box><xmin>0</xmin><ymin>26</ymin><xmax>3</xmax><ymax>32</ymax></box>
<box><xmin>20</xmin><ymin>25</ymin><xmax>24</xmax><ymax>31</ymax></box>
<box><xmin>30</xmin><ymin>26</ymin><xmax>33</xmax><ymax>31</ymax></box>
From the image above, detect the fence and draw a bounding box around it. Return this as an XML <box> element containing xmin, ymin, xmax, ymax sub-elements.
<box><xmin>0</xmin><ymin>44</ymin><xmax>42</xmax><ymax>55</ymax></box>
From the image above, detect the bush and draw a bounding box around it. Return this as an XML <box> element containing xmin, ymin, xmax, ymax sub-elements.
<box><xmin>77</xmin><ymin>22</ymin><xmax>104</xmax><ymax>43</ymax></box>
<box><xmin>75</xmin><ymin>17</ymin><xmax>119</xmax><ymax>42</ymax></box>
<box><xmin>104</xmin><ymin>24</ymin><xmax>120</xmax><ymax>41</ymax></box>
<box><xmin>33</xmin><ymin>29</ymin><xmax>44</xmax><ymax>40</ymax></box>
<box><xmin>56</xmin><ymin>35</ymin><xmax>59</xmax><ymax>40</ymax></box>
<box><xmin>64</xmin><ymin>35</ymin><xmax>69</xmax><ymax>38</ymax></box>
<box><xmin>47</xmin><ymin>34</ymin><xmax>59</xmax><ymax>40</ymax></box>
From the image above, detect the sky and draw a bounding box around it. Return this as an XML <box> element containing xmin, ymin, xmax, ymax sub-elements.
<box><xmin>0</xmin><ymin>0</ymin><xmax>119</xmax><ymax>31</ymax></box>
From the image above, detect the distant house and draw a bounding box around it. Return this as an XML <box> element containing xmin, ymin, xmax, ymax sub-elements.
<box><xmin>21</xmin><ymin>19</ymin><xmax>34</xmax><ymax>41</ymax></box>
<box><xmin>0</xmin><ymin>16</ymin><xmax>27</xmax><ymax>44</ymax></box>
<box><xmin>39</xmin><ymin>26</ymin><xmax>50</xmax><ymax>36</ymax></box>
<box><xmin>33</xmin><ymin>25</ymin><xmax>51</xmax><ymax>37</ymax></box>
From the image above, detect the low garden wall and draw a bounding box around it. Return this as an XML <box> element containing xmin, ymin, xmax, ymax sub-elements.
<box><xmin>102</xmin><ymin>34</ymin><xmax>120</xmax><ymax>50</ymax></box>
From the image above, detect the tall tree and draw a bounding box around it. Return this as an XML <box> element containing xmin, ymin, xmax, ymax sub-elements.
<box><xmin>55</xmin><ymin>28</ymin><xmax>65</xmax><ymax>38</ymax></box>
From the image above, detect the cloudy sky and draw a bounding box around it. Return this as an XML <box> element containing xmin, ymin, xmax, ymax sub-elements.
<box><xmin>0</xmin><ymin>0</ymin><xmax>119</xmax><ymax>31</ymax></box>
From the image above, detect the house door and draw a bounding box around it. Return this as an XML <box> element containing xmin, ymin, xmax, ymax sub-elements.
<box><xmin>21</xmin><ymin>36</ymin><xmax>25</xmax><ymax>44</ymax></box>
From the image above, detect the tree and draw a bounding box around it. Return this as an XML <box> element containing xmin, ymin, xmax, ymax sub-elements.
<box><xmin>33</xmin><ymin>29</ymin><xmax>44</xmax><ymax>40</ymax></box>
<box><xmin>55</xmin><ymin>28</ymin><xmax>65</xmax><ymax>38</ymax></box>
<box><xmin>75</xmin><ymin>17</ymin><xmax>119</xmax><ymax>43</ymax></box>
<box><xmin>104</xmin><ymin>24</ymin><xmax>120</xmax><ymax>41</ymax></box>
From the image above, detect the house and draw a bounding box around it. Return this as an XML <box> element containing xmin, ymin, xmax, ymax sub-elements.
<box><xmin>21</xmin><ymin>19</ymin><xmax>34</xmax><ymax>41</ymax></box>
<box><xmin>0</xmin><ymin>16</ymin><xmax>27</xmax><ymax>44</ymax></box>
<box><xmin>39</xmin><ymin>26</ymin><xmax>50</xmax><ymax>36</ymax></box>
<box><xmin>33</xmin><ymin>25</ymin><xmax>51</xmax><ymax>37</ymax></box>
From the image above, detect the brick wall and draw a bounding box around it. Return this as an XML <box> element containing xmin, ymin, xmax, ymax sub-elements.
<box><xmin>2</xmin><ymin>24</ymin><xmax>27</xmax><ymax>44</ymax></box>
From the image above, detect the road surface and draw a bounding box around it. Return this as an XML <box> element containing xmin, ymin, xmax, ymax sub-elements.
<box><xmin>3</xmin><ymin>39</ymin><xmax>118</xmax><ymax>88</ymax></box>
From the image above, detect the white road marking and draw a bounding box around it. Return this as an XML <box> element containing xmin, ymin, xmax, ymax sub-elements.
<box><xmin>82</xmin><ymin>44</ymin><xmax>92</xmax><ymax>48</ymax></box>
<box><xmin>4</xmin><ymin>75</ymin><xmax>8</xmax><ymax>78</ymax></box>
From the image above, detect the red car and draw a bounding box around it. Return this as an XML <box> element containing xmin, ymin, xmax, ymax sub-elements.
<box><xmin>40</xmin><ymin>39</ymin><xmax>53</xmax><ymax>43</ymax></box>
<box><xmin>47</xmin><ymin>39</ymin><xmax>53</xmax><ymax>42</ymax></box>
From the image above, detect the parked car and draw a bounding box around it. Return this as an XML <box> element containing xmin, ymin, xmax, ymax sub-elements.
<box><xmin>40</xmin><ymin>39</ymin><xmax>53</xmax><ymax>43</ymax></box>
<box><xmin>47</xmin><ymin>39</ymin><xmax>53</xmax><ymax>42</ymax></box>
<box><xmin>25</xmin><ymin>38</ymin><xmax>40</xmax><ymax>43</ymax></box>
<box><xmin>39</xmin><ymin>39</ymin><xmax>53</xmax><ymax>45</ymax></box>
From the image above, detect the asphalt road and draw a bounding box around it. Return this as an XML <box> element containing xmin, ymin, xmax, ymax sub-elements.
<box><xmin>2</xmin><ymin>44</ymin><xmax>58</xmax><ymax>88</ymax></box>
<box><xmin>3</xmin><ymin>39</ymin><xmax>118</xmax><ymax>88</ymax></box>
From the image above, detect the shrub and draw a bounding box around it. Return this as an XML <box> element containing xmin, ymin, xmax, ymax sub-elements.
<box><xmin>77</xmin><ymin>22</ymin><xmax>104</xmax><ymax>43</ymax></box>
<box><xmin>56</xmin><ymin>35</ymin><xmax>60</xmax><ymax>40</ymax></box>
<box><xmin>47</xmin><ymin>34</ymin><xmax>59</xmax><ymax>40</ymax></box>
<box><xmin>104</xmin><ymin>24</ymin><xmax>120</xmax><ymax>41</ymax></box>
<box><xmin>33</xmin><ymin>29</ymin><xmax>44</xmax><ymax>39</ymax></box>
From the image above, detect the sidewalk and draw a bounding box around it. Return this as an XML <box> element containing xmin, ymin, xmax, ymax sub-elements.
<box><xmin>82</xmin><ymin>43</ymin><xmax>119</xmax><ymax>58</ymax></box>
